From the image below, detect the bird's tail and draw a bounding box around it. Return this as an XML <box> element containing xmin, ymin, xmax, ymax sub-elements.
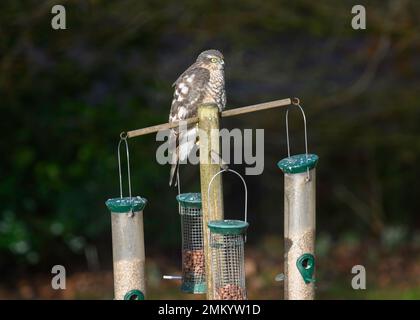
<box><xmin>168</xmin><ymin>129</ymin><xmax>179</xmax><ymax>186</ymax></box>
<box><xmin>169</xmin><ymin>159</ymin><xmax>178</xmax><ymax>186</ymax></box>
<box><xmin>169</xmin><ymin>126</ymin><xmax>197</xmax><ymax>186</ymax></box>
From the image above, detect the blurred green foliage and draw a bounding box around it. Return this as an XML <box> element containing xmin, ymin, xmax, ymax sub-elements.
<box><xmin>0</xmin><ymin>0</ymin><xmax>419</xmax><ymax>270</ymax></box>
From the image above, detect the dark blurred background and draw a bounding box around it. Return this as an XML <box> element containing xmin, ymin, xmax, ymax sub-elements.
<box><xmin>0</xmin><ymin>0</ymin><xmax>419</xmax><ymax>299</ymax></box>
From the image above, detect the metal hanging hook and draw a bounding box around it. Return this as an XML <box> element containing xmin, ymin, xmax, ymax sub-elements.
<box><xmin>207</xmin><ymin>168</ymin><xmax>248</xmax><ymax>226</ymax></box>
<box><xmin>286</xmin><ymin>98</ymin><xmax>308</xmax><ymax>158</ymax></box>
<box><xmin>120</xmin><ymin>131</ymin><xmax>128</xmax><ymax>140</ymax></box>
<box><xmin>286</xmin><ymin>98</ymin><xmax>310</xmax><ymax>181</ymax></box>
<box><xmin>117</xmin><ymin>133</ymin><xmax>132</xmax><ymax>199</ymax></box>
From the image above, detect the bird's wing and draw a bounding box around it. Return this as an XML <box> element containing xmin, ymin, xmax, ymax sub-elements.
<box><xmin>168</xmin><ymin>66</ymin><xmax>210</xmax><ymax>186</ymax></box>
<box><xmin>169</xmin><ymin>67</ymin><xmax>210</xmax><ymax>123</ymax></box>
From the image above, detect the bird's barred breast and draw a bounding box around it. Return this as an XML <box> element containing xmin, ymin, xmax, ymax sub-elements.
<box><xmin>203</xmin><ymin>70</ymin><xmax>225</xmax><ymax>110</ymax></box>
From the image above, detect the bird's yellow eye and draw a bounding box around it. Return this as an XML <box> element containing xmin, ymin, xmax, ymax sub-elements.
<box><xmin>211</xmin><ymin>57</ymin><xmax>218</xmax><ymax>63</ymax></box>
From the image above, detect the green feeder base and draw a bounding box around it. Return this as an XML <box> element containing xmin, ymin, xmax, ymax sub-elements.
<box><xmin>181</xmin><ymin>281</ymin><xmax>206</xmax><ymax>294</ymax></box>
<box><xmin>124</xmin><ymin>289</ymin><xmax>145</xmax><ymax>300</ymax></box>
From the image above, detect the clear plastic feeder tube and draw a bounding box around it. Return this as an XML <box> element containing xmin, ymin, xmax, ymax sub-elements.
<box><xmin>278</xmin><ymin>154</ymin><xmax>318</xmax><ymax>300</ymax></box>
<box><xmin>106</xmin><ymin>196</ymin><xmax>147</xmax><ymax>300</ymax></box>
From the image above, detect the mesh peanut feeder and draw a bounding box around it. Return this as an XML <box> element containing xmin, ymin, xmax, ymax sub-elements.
<box><xmin>177</xmin><ymin>192</ymin><xmax>206</xmax><ymax>294</ymax></box>
<box><xmin>277</xmin><ymin>100</ymin><xmax>318</xmax><ymax>300</ymax></box>
<box><xmin>207</xmin><ymin>169</ymin><xmax>249</xmax><ymax>300</ymax></box>
<box><xmin>105</xmin><ymin>135</ymin><xmax>147</xmax><ymax>300</ymax></box>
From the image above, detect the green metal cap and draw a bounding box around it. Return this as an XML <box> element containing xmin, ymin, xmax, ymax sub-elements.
<box><xmin>277</xmin><ymin>154</ymin><xmax>319</xmax><ymax>174</ymax></box>
<box><xmin>208</xmin><ymin>219</ymin><xmax>249</xmax><ymax>235</ymax></box>
<box><xmin>176</xmin><ymin>193</ymin><xmax>202</xmax><ymax>209</ymax></box>
<box><xmin>105</xmin><ymin>196</ymin><xmax>147</xmax><ymax>213</ymax></box>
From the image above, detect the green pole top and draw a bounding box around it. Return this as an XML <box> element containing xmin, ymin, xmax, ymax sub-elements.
<box><xmin>277</xmin><ymin>153</ymin><xmax>319</xmax><ymax>174</ymax></box>
<box><xmin>208</xmin><ymin>219</ymin><xmax>249</xmax><ymax>235</ymax></box>
<box><xmin>176</xmin><ymin>192</ymin><xmax>202</xmax><ymax>209</ymax></box>
<box><xmin>105</xmin><ymin>196</ymin><xmax>147</xmax><ymax>213</ymax></box>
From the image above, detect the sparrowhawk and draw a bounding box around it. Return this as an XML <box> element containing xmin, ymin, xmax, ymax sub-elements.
<box><xmin>168</xmin><ymin>49</ymin><xmax>226</xmax><ymax>186</ymax></box>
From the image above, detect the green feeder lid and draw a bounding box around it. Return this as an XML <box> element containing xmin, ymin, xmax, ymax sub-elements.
<box><xmin>105</xmin><ymin>196</ymin><xmax>147</xmax><ymax>213</ymax></box>
<box><xmin>277</xmin><ymin>153</ymin><xmax>319</xmax><ymax>174</ymax></box>
<box><xmin>176</xmin><ymin>193</ymin><xmax>202</xmax><ymax>209</ymax></box>
<box><xmin>208</xmin><ymin>219</ymin><xmax>249</xmax><ymax>235</ymax></box>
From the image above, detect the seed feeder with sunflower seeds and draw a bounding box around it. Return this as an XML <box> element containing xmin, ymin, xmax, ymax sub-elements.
<box><xmin>105</xmin><ymin>135</ymin><xmax>148</xmax><ymax>300</ymax></box>
<box><xmin>207</xmin><ymin>168</ymin><xmax>249</xmax><ymax>300</ymax></box>
<box><xmin>277</xmin><ymin>100</ymin><xmax>318</xmax><ymax>300</ymax></box>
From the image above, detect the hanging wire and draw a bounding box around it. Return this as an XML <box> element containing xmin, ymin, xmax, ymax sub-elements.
<box><xmin>286</xmin><ymin>98</ymin><xmax>311</xmax><ymax>181</ymax></box>
<box><xmin>177</xmin><ymin>167</ymin><xmax>181</xmax><ymax>196</ymax></box>
<box><xmin>207</xmin><ymin>168</ymin><xmax>248</xmax><ymax>227</ymax></box>
<box><xmin>176</xmin><ymin>167</ymin><xmax>181</xmax><ymax>213</ymax></box>
<box><xmin>118</xmin><ymin>132</ymin><xmax>132</xmax><ymax>199</ymax></box>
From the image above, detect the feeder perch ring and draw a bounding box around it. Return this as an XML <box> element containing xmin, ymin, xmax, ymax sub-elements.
<box><xmin>296</xmin><ymin>253</ymin><xmax>316</xmax><ymax>284</ymax></box>
<box><xmin>124</xmin><ymin>289</ymin><xmax>145</xmax><ymax>300</ymax></box>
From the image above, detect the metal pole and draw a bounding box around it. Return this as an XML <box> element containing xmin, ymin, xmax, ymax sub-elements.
<box><xmin>198</xmin><ymin>103</ymin><xmax>224</xmax><ymax>300</ymax></box>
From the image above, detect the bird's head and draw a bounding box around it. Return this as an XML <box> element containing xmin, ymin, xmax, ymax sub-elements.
<box><xmin>196</xmin><ymin>49</ymin><xmax>224</xmax><ymax>70</ymax></box>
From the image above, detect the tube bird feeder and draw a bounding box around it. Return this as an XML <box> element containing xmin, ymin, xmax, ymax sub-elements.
<box><xmin>207</xmin><ymin>168</ymin><xmax>249</xmax><ymax>300</ymax></box>
<box><xmin>105</xmin><ymin>136</ymin><xmax>148</xmax><ymax>300</ymax></box>
<box><xmin>106</xmin><ymin>197</ymin><xmax>147</xmax><ymax>300</ymax></box>
<box><xmin>277</xmin><ymin>101</ymin><xmax>318</xmax><ymax>300</ymax></box>
<box><xmin>177</xmin><ymin>192</ymin><xmax>206</xmax><ymax>294</ymax></box>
